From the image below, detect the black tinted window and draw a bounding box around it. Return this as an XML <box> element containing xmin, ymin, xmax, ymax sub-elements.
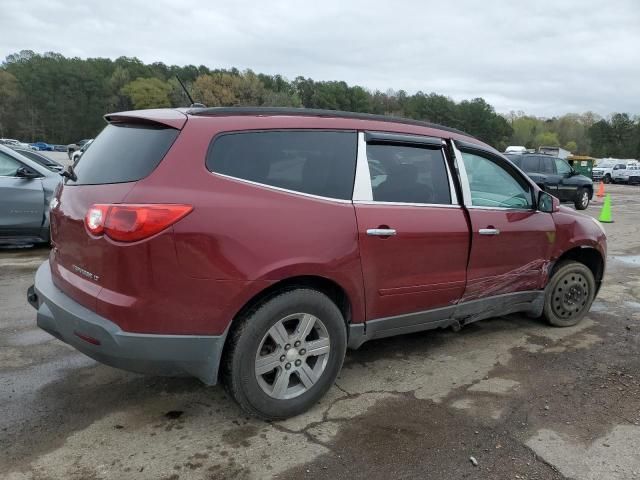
<box><xmin>540</xmin><ymin>156</ymin><xmax>555</xmax><ymax>174</ymax></box>
<box><xmin>506</xmin><ymin>155</ymin><xmax>522</xmax><ymax>167</ymax></box>
<box><xmin>521</xmin><ymin>156</ymin><xmax>540</xmax><ymax>172</ymax></box>
<box><xmin>208</xmin><ymin>131</ymin><xmax>357</xmax><ymax>200</ymax></box>
<box><xmin>71</xmin><ymin>124</ymin><xmax>179</xmax><ymax>185</ymax></box>
<box><xmin>367</xmin><ymin>144</ymin><xmax>451</xmax><ymax>204</ymax></box>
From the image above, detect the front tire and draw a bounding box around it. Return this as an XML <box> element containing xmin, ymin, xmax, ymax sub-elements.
<box><xmin>574</xmin><ymin>187</ymin><xmax>590</xmax><ymax>210</ymax></box>
<box><xmin>223</xmin><ymin>289</ymin><xmax>347</xmax><ymax>420</ymax></box>
<box><xmin>543</xmin><ymin>261</ymin><xmax>595</xmax><ymax>327</ymax></box>
<box><xmin>604</xmin><ymin>174</ymin><xmax>612</xmax><ymax>184</ymax></box>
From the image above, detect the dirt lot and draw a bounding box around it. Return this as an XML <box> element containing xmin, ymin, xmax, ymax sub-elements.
<box><xmin>1</xmin><ymin>184</ymin><xmax>639</xmax><ymax>480</ymax></box>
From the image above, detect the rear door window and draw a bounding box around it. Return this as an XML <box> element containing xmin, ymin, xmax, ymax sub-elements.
<box><xmin>207</xmin><ymin>131</ymin><xmax>357</xmax><ymax>200</ymax></box>
<box><xmin>70</xmin><ymin>123</ymin><xmax>179</xmax><ymax>185</ymax></box>
<box><xmin>366</xmin><ymin>144</ymin><xmax>451</xmax><ymax>204</ymax></box>
<box><xmin>521</xmin><ymin>156</ymin><xmax>540</xmax><ymax>172</ymax></box>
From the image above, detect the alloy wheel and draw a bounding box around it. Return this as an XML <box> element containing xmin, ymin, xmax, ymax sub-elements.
<box><xmin>255</xmin><ymin>313</ymin><xmax>330</xmax><ymax>400</ymax></box>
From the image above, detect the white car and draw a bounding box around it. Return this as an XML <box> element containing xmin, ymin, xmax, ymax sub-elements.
<box><xmin>71</xmin><ymin>139</ymin><xmax>93</xmax><ymax>165</ymax></box>
<box><xmin>0</xmin><ymin>138</ymin><xmax>31</xmax><ymax>149</ymax></box>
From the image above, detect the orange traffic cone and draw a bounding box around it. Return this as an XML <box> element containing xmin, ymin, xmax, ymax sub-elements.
<box><xmin>596</xmin><ymin>181</ymin><xmax>605</xmax><ymax>198</ymax></box>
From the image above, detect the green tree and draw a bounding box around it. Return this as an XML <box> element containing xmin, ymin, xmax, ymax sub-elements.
<box><xmin>121</xmin><ymin>77</ymin><xmax>171</xmax><ymax>109</ymax></box>
<box><xmin>533</xmin><ymin>131</ymin><xmax>560</xmax><ymax>148</ymax></box>
<box><xmin>564</xmin><ymin>140</ymin><xmax>578</xmax><ymax>152</ymax></box>
<box><xmin>0</xmin><ymin>70</ymin><xmax>21</xmax><ymax>137</ymax></box>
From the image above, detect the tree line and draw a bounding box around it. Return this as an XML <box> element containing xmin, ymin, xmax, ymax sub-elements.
<box><xmin>0</xmin><ymin>50</ymin><xmax>638</xmax><ymax>158</ymax></box>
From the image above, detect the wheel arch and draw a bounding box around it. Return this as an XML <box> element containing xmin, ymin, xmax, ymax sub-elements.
<box><xmin>550</xmin><ymin>246</ymin><xmax>604</xmax><ymax>289</ymax></box>
<box><xmin>219</xmin><ymin>275</ymin><xmax>353</xmax><ymax>381</ymax></box>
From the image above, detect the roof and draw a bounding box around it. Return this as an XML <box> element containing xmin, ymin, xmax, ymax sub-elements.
<box><xmin>186</xmin><ymin>106</ymin><xmax>471</xmax><ymax>137</ymax></box>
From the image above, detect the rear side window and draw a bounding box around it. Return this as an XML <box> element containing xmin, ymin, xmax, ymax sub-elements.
<box><xmin>207</xmin><ymin>131</ymin><xmax>357</xmax><ymax>200</ymax></box>
<box><xmin>71</xmin><ymin>124</ymin><xmax>179</xmax><ymax>185</ymax></box>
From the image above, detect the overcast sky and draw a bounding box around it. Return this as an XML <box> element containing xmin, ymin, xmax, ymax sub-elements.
<box><xmin>2</xmin><ymin>0</ymin><xmax>639</xmax><ymax>117</ymax></box>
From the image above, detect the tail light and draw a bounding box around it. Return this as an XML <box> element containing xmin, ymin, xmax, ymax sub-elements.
<box><xmin>85</xmin><ymin>204</ymin><xmax>193</xmax><ymax>242</ymax></box>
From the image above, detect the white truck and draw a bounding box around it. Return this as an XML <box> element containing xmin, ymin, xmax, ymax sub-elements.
<box><xmin>611</xmin><ymin>161</ymin><xmax>640</xmax><ymax>184</ymax></box>
<box><xmin>592</xmin><ymin>158</ymin><xmax>634</xmax><ymax>183</ymax></box>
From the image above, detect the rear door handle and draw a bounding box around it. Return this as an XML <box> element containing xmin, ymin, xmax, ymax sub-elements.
<box><xmin>479</xmin><ymin>228</ymin><xmax>500</xmax><ymax>236</ymax></box>
<box><xmin>367</xmin><ymin>228</ymin><xmax>397</xmax><ymax>236</ymax></box>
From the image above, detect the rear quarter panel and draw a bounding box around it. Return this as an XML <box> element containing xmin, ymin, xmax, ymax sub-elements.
<box><xmin>123</xmin><ymin>115</ymin><xmax>366</xmax><ymax>327</ymax></box>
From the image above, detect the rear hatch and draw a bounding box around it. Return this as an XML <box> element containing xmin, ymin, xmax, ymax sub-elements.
<box><xmin>49</xmin><ymin>112</ymin><xmax>185</xmax><ymax>313</ymax></box>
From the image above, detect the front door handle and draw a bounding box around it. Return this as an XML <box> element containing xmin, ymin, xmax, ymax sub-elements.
<box><xmin>479</xmin><ymin>228</ymin><xmax>500</xmax><ymax>236</ymax></box>
<box><xmin>367</xmin><ymin>228</ymin><xmax>397</xmax><ymax>237</ymax></box>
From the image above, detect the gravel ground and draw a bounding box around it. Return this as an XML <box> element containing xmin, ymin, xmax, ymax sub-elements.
<box><xmin>1</xmin><ymin>184</ymin><xmax>639</xmax><ymax>480</ymax></box>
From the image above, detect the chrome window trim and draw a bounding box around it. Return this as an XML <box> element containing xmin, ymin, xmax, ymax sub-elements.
<box><xmin>451</xmin><ymin>140</ymin><xmax>472</xmax><ymax>206</ymax></box>
<box><xmin>353</xmin><ymin>200</ymin><xmax>461</xmax><ymax>209</ymax></box>
<box><xmin>466</xmin><ymin>206</ymin><xmax>538</xmax><ymax>213</ymax></box>
<box><xmin>353</xmin><ymin>133</ymin><xmax>456</xmax><ymax>205</ymax></box>
<box><xmin>352</xmin><ymin>132</ymin><xmax>373</xmax><ymax>201</ymax></box>
<box><xmin>211</xmin><ymin>171</ymin><xmax>353</xmax><ymax>204</ymax></box>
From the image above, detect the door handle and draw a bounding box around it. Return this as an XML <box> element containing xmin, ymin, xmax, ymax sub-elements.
<box><xmin>367</xmin><ymin>228</ymin><xmax>397</xmax><ymax>236</ymax></box>
<box><xmin>479</xmin><ymin>228</ymin><xmax>500</xmax><ymax>236</ymax></box>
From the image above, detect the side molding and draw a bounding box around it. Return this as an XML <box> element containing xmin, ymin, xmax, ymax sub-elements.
<box><xmin>347</xmin><ymin>290</ymin><xmax>545</xmax><ymax>349</ymax></box>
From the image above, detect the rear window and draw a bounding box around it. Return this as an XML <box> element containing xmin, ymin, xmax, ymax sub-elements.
<box><xmin>70</xmin><ymin>123</ymin><xmax>179</xmax><ymax>185</ymax></box>
<box><xmin>207</xmin><ymin>131</ymin><xmax>357</xmax><ymax>200</ymax></box>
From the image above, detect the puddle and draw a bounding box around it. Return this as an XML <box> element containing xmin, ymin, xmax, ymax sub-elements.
<box><xmin>613</xmin><ymin>255</ymin><xmax>640</xmax><ymax>266</ymax></box>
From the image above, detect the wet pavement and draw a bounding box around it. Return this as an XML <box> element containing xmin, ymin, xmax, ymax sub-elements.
<box><xmin>1</xmin><ymin>184</ymin><xmax>640</xmax><ymax>479</ymax></box>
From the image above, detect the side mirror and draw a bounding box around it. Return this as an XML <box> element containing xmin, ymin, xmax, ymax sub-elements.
<box><xmin>16</xmin><ymin>167</ymin><xmax>39</xmax><ymax>179</ymax></box>
<box><xmin>538</xmin><ymin>191</ymin><xmax>560</xmax><ymax>213</ymax></box>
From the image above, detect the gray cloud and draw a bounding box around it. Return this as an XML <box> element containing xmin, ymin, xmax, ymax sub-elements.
<box><xmin>2</xmin><ymin>0</ymin><xmax>639</xmax><ymax>116</ymax></box>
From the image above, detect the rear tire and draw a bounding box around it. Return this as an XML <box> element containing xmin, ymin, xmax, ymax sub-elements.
<box><xmin>223</xmin><ymin>289</ymin><xmax>346</xmax><ymax>420</ymax></box>
<box><xmin>574</xmin><ymin>187</ymin><xmax>590</xmax><ymax>210</ymax></box>
<box><xmin>543</xmin><ymin>261</ymin><xmax>595</xmax><ymax>327</ymax></box>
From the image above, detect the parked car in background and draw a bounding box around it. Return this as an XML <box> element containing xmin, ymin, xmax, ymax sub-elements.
<box><xmin>592</xmin><ymin>159</ymin><xmax>634</xmax><ymax>183</ymax></box>
<box><xmin>1</xmin><ymin>138</ymin><xmax>31</xmax><ymax>149</ymax></box>
<box><xmin>627</xmin><ymin>164</ymin><xmax>640</xmax><ymax>184</ymax></box>
<box><xmin>505</xmin><ymin>152</ymin><xmax>593</xmax><ymax>209</ymax></box>
<box><xmin>29</xmin><ymin>107</ymin><xmax>606</xmax><ymax>419</ymax></box>
<box><xmin>504</xmin><ymin>145</ymin><xmax>527</xmax><ymax>154</ymax></box>
<box><xmin>0</xmin><ymin>144</ymin><xmax>61</xmax><ymax>245</ymax></box>
<box><xmin>67</xmin><ymin>139</ymin><xmax>92</xmax><ymax>159</ymax></box>
<box><xmin>12</xmin><ymin>147</ymin><xmax>65</xmax><ymax>172</ymax></box>
<box><xmin>53</xmin><ymin>145</ymin><xmax>67</xmax><ymax>152</ymax></box>
<box><xmin>71</xmin><ymin>139</ymin><xmax>93</xmax><ymax>165</ymax></box>
<box><xmin>612</xmin><ymin>162</ymin><xmax>640</xmax><ymax>184</ymax></box>
<box><xmin>29</xmin><ymin>141</ymin><xmax>54</xmax><ymax>151</ymax></box>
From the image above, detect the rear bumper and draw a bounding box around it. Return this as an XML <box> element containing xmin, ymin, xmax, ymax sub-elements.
<box><xmin>29</xmin><ymin>261</ymin><xmax>225</xmax><ymax>385</ymax></box>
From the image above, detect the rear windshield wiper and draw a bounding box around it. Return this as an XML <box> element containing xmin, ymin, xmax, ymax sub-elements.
<box><xmin>60</xmin><ymin>164</ymin><xmax>77</xmax><ymax>182</ymax></box>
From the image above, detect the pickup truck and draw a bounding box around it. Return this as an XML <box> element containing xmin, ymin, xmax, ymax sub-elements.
<box><xmin>592</xmin><ymin>159</ymin><xmax>631</xmax><ymax>183</ymax></box>
<box><xmin>505</xmin><ymin>153</ymin><xmax>593</xmax><ymax>209</ymax></box>
<box><xmin>612</xmin><ymin>163</ymin><xmax>640</xmax><ymax>184</ymax></box>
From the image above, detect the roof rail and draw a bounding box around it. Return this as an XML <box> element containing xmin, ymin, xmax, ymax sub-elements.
<box><xmin>186</xmin><ymin>106</ymin><xmax>471</xmax><ymax>137</ymax></box>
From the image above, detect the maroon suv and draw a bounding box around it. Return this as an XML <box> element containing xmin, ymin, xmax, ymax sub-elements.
<box><xmin>29</xmin><ymin>107</ymin><xmax>606</xmax><ymax>419</ymax></box>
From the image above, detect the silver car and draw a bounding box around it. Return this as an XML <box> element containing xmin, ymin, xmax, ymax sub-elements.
<box><xmin>0</xmin><ymin>145</ymin><xmax>61</xmax><ymax>245</ymax></box>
